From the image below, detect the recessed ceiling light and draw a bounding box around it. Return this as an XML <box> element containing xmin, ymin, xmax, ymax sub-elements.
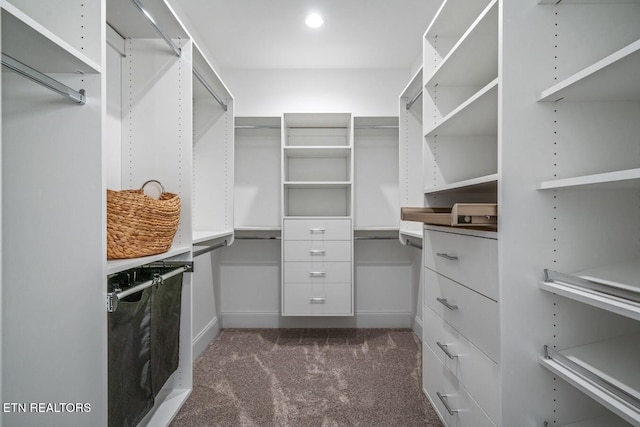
<box><xmin>305</xmin><ymin>12</ymin><xmax>324</xmax><ymax>28</ymax></box>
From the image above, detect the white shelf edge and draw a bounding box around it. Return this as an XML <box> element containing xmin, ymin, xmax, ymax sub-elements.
<box><xmin>140</xmin><ymin>388</ymin><xmax>191</xmax><ymax>426</ymax></box>
<box><xmin>559</xmin><ymin>414</ymin><xmax>632</xmax><ymax>427</ymax></box>
<box><xmin>234</xmin><ymin>226</ymin><xmax>281</xmax><ymax>231</ymax></box>
<box><xmin>537</xmin><ymin>168</ymin><xmax>640</xmax><ymax>190</ymax></box>
<box><xmin>2</xmin><ymin>1</ymin><xmax>102</xmax><ymax>73</ymax></box>
<box><xmin>192</xmin><ymin>229</ymin><xmax>234</xmax><ymax>244</ymax></box>
<box><xmin>284</xmin><ymin>181</ymin><xmax>352</xmax><ymax>187</ymax></box>
<box><xmin>400</xmin><ymin>228</ymin><xmax>423</xmax><ymax>240</ymax></box>
<box><xmin>539</xmin><ymin>280</ymin><xmax>640</xmax><ymax>321</ymax></box>
<box><xmin>424</xmin><ymin>0</ymin><xmax>498</xmax><ymax>86</ymax></box>
<box><xmin>401</xmin><ymin>67</ymin><xmax>423</xmax><ymax>99</ymax></box>
<box><xmin>106</xmin><ymin>244</ymin><xmax>192</xmax><ymax>275</ymax></box>
<box><xmin>424</xmin><ymin>78</ymin><xmax>499</xmax><ymax>137</ymax></box>
<box><xmin>540</xmin><ymin>352</ymin><xmax>640</xmax><ymax>426</ymax></box>
<box><xmin>424</xmin><ymin>173</ymin><xmax>498</xmax><ymax>195</ymax></box>
<box><xmin>538</xmin><ymin>38</ymin><xmax>640</xmax><ymax>102</ymax></box>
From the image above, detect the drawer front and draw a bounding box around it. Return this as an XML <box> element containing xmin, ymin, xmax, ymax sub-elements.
<box><xmin>283</xmin><ymin>282</ymin><xmax>352</xmax><ymax>315</ymax></box>
<box><xmin>284</xmin><ymin>218</ymin><xmax>351</xmax><ymax>241</ymax></box>
<box><xmin>423</xmin><ymin>229</ymin><xmax>498</xmax><ymax>300</ymax></box>
<box><xmin>424</xmin><ymin>268</ymin><xmax>499</xmax><ymax>362</ymax></box>
<box><xmin>284</xmin><ymin>262</ymin><xmax>351</xmax><ymax>283</ymax></box>
<box><xmin>423</xmin><ymin>343</ymin><xmax>497</xmax><ymax>427</ymax></box>
<box><xmin>284</xmin><ymin>240</ymin><xmax>351</xmax><ymax>262</ymax></box>
<box><xmin>423</xmin><ymin>307</ymin><xmax>500</xmax><ymax>423</ymax></box>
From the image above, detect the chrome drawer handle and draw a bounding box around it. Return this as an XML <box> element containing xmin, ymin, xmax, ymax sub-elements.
<box><xmin>309</xmin><ymin>250</ymin><xmax>326</xmax><ymax>256</ymax></box>
<box><xmin>310</xmin><ymin>297</ymin><xmax>326</xmax><ymax>304</ymax></box>
<box><xmin>436</xmin><ymin>297</ymin><xmax>459</xmax><ymax>311</ymax></box>
<box><xmin>437</xmin><ymin>253</ymin><xmax>459</xmax><ymax>261</ymax></box>
<box><xmin>310</xmin><ymin>228</ymin><xmax>326</xmax><ymax>234</ymax></box>
<box><xmin>436</xmin><ymin>341</ymin><xmax>458</xmax><ymax>360</ymax></box>
<box><xmin>309</xmin><ymin>272</ymin><xmax>326</xmax><ymax>277</ymax></box>
<box><xmin>436</xmin><ymin>392</ymin><xmax>458</xmax><ymax>415</ymax></box>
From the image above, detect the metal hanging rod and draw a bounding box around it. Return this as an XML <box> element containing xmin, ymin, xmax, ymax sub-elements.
<box><xmin>2</xmin><ymin>53</ymin><xmax>86</xmax><ymax>104</ymax></box>
<box><xmin>235</xmin><ymin>125</ymin><xmax>281</xmax><ymax>130</ymax></box>
<box><xmin>130</xmin><ymin>0</ymin><xmax>181</xmax><ymax>57</ymax></box>
<box><xmin>107</xmin><ymin>264</ymin><xmax>191</xmax><ymax>312</ymax></box>
<box><xmin>193</xmin><ymin>68</ymin><xmax>227</xmax><ymax>111</ymax></box>
<box><xmin>406</xmin><ymin>239</ymin><xmax>423</xmax><ymax>249</ymax></box>
<box><xmin>354</xmin><ymin>236</ymin><xmax>398</xmax><ymax>240</ymax></box>
<box><xmin>406</xmin><ymin>90</ymin><xmax>423</xmax><ymax>110</ymax></box>
<box><xmin>235</xmin><ymin>236</ymin><xmax>281</xmax><ymax>240</ymax></box>
<box><xmin>193</xmin><ymin>240</ymin><xmax>228</xmax><ymax>257</ymax></box>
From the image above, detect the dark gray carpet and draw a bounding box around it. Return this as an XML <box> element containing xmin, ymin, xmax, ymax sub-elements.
<box><xmin>171</xmin><ymin>328</ymin><xmax>443</xmax><ymax>427</ymax></box>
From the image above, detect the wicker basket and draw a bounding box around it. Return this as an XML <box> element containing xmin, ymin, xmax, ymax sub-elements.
<box><xmin>107</xmin><ymin>180</ymin><xmax>181</xmax><ymax>260</ymax></box>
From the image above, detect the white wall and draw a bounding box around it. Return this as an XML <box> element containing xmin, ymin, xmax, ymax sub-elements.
<box><xmin>225</xmin><ymin>68</ymin><xmax>410</xmax><ymax>117</ymax></box>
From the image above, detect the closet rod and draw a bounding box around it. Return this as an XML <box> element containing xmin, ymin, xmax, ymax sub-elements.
<box><xmin>130</xmin><ymin>0</ymin><xmax>181</xmax><ymax>57</ymax></box>
<box><xmin>106</xmin><ymin>265</ymin><xmax>189</xmax><ymax>312</ymax></box>
<box><xmin>193</xmin><ymin>239</ymin><xmax>228</xmax><ymax>257</ymax></box>
<box><xmin>235</xmin><ymin>125</ymin><xmax>281</xmax><ymax>130</ymax></box>
<box><xmin>406</xmin><ymin>239</ymin><xmax>422</xmax><ymax>249</ymax></box>
<box><xmin>235</xmin><ymin>236</ymin><xmax>281</xmax><ymax>240</ymax></box>
<box><xmin>354</xmin><ymin>236</ymin><xmax>398</xmax><ymax>240</ymax></box>
<box><xmin>1</xmin><ymin>54</ymin><xmax>86</xmax><ymax>104</ymax></box>
<box><xmin>406</xmin><ymin>90</ymin><xmax>423</xmax><ymax>110</ymax></box>
<box><xmin>193</xmin><ymin>68</ymin><xmax>227</xmax><ymax>111</ymax></box>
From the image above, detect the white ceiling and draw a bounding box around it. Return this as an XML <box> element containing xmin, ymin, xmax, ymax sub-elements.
<box><xmin>173</xmin><ymin>0</ymin><xmax>440</xmax><ymax>70</ymax></box>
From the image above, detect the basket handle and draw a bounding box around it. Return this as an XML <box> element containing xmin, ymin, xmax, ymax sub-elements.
<box><xmin>141</xmin><ymin>180</ymin><xmax>166</xmax><ymax>194</ymax></box>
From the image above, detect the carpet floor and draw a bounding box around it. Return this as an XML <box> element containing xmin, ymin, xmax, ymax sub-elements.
<box><xmin>170</xmin><ymin>328</ymin><xmax>443</xmax><ymax>427</ymax></box>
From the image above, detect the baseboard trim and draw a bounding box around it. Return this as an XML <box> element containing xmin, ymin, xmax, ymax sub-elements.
<box><xmin>411</xmin><ymin>315</ymin><xmax>423</xmax><ymax>342</ymax></box>
<box><xmin>220</xmin><ymin>311</ymin><xmax>413</xmax><ymax>329</ymax></box>
<box><xmin>192</xmin><ymin>316</ymin><xmax>220</xmax><ymax>360</ymax></box>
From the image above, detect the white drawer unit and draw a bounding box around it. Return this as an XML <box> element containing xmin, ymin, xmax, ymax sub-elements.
<box><xmin>423</xmin><ymin>307</ymin><xmax>500</xmax><ymax>423</ymax></box>
<box><xmin>423</xmin><ymin>343</ymin><xmax>497</xmax><ymax>427</ymax></box>
<box><xmin>424</xmin><ymin>268</ymin><xmax>499</xmax><ymax>362</ymax></box>
<box><xmin>283</xmin><ymin>218</ymin><xmax>352</xmax><ymax>241</ymax></box>
<box><xmin>283</xmin><ymin>282</ymin><xmax>352</xmax><ymax>315</ymax></box>
<box><xmin>424</xmin><ymin>228</ymin><xmax>498</xmax><ymax>301</ymax></box>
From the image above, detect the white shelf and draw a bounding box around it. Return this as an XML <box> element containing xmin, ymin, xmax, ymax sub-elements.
<box><xmin>192</xmin><ymin>229</ymin><xmax>233</xmax><ymax>245</ymax></box>
<box><xmin>425</xmin><ymin>78</ymin><xmax>498</xmax><ymax>137</ymax></box>
<box><xmin>400</xmin><ymin>228</ymin><xmax>423</xmax><ymax>241</ymax></box>
<box><xmin>106</xmin><ymin>244</ymin><xmax>192</xmax><ymax>275</ymax></box>
<box><xmin>424</xmin><ymin>173</ymin><xmax>498</xmax><ymax>195</ymax></box>
<box><xmin>540</xmin><ymin>334</ymin><xmax>640</xmax><ymax>426</ymax></box>
<box><xmin>283</xmin><ymin>146</ymin><xmax>351</xmax><ymax>158</ymax></box>
<box><xmin>425</xmin><ymin>0</ymin><xmax>498</xmax><ymax>88</ymax></box>
<box><xmin>401</xmin><ymin>67</ymin><xmax>423</xmax><ymax>117</ymax></box>
<box><xmin>425</xmin><ymin>0</ymin><xmax>494</xmax><ymax>40</ymax></box>
<box><xmin>560</xmin><ymin>414</ymin><xmax>632</xmax><ymax>427</ymax></box>
<box><xmin>538</xmin><ymin>39</ymin><xmax>640</xmax><ymax>102</ymax></box>
<box><xmin>538</xmin><ymin>0</ymin><xmax>640</xmax><ymax>5</ymax></box>
<box><xmin>2</xmin><ymin>2</ymin><xmax>101</xmax><ymax>74</ymax></box>
<box><xmin>139</xmin><ymin>388</ymin><xmax>191</xmax><ymax>427</ymax></box>
<box><xmin>537</xmin><ymin>168</ymin><xmax>640</xmax><ymax>190</ymax></box>
<box><xmin>540</xmin><ymin>260</ymin><xmax>640</xmax><ymax>321</ymax></box>
<box><xmin>106</xmin><ymin>0</ymin><xmax>188</xmax><ymax>41</ymax></box>
<box><xmin>284</xmin><ymin>181</ymin><xmax>351</xmax><ymax>188</ymax></box>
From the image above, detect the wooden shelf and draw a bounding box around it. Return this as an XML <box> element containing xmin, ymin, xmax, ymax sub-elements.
<box><xmin>425</xmin><ymin>78</ymin><xmax>498</xmax><ymax>137</ymax></box>
<box><xmin>540</xmin><ymin>334</ymin><xmax>640</xmax><ymax>426</ymax></box>
<box><xmin>402</xmin><ymin>204</ymin><xmax>497</xmax><ymax>228</ymax></box>
<box><xmin>538</xmin><ymin>39</ymin><xmax>640</xmax><ymax>102</ymax></box>
<box><xmin>537</xmin><ymin>168</ymin><xmax>640</xmax><ymax>190</ymax></box>
<box><xmin>425</xmin><ymin>0</ymin><xmax>498</xmax><ymax>88</ymax></box>
<box><xmin>2</xmin><ymin>2</ymin><xmax>101</xmax><ymax>74</ymax></box>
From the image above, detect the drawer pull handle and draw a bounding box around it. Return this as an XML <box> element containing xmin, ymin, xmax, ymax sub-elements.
<box><xmin>310</xmin><ymin>228</ymin><xmax>326</xmax><ymax>234</ymax></box>
<box><xmin>436</xmin><ymin>297</ymin><xmax>459</xmax><ymax>311</ymax></box>
<box><xmin>436</xmin><ymin>392</ymin><xmax>458</xmax><ymax>415</ymax></box>
<box><xmin>310</xmin><ymin>250</ymin><xmax>326</xmax><ymax>256</ymax></box>
<box><xmin>436</xmin><ymin>341</ymin><xmax>458</xmax><ymax>360</ymax></box>
<box><xmin>310</xmin><ymin>297</ymin><xmax>326</xmax><ymax>304</ymax></box>
<box><xmin>437</xmin><ymin>253</ymin><xmax>459</xmax><ymax>261</ymax></box>
<box><xmin>309</xmin><ymin>272</ymin><xmax>326</xmax><ymax>277</ymax></box>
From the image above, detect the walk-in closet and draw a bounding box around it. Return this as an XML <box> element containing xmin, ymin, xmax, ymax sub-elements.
<box><xmin>2</xmin><ymin>0</ymin><xmax>639</xmax><ymax>426</ymax></box>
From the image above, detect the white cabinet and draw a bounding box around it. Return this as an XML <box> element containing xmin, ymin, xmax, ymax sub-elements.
<box><xmin>281</xmin><ymin>114</ymin><xmax>354</xmax><ymax>317</ymax></box>
<box><xmin>422</xmin><ymin>227</ymin><xmax>499</xmax><ymax>426</ymax></box>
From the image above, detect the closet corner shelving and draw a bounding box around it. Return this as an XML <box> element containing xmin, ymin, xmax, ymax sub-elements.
<box><xmin>399</xmin><ymin>67</ymin><xmax>424</xmax><ymax>246</ymax></box>
<box><xmin>234</xmin><ymin>116</ymin><xmax>282</xmax><ymax>235</ymax></box>
<box><xmin>500</xmin><ymin>0</ymin><xmax>640</xmax><ymax>425</ymax></box>
<box><xmin>281</xmin><ymin>113</ymin><xmax>354</xmax><ymax>317</ymax></box>
<box><xmin>192</xmin><ymin>41</ymin><xmax>235</xmax><ymax>248</ymax></box>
